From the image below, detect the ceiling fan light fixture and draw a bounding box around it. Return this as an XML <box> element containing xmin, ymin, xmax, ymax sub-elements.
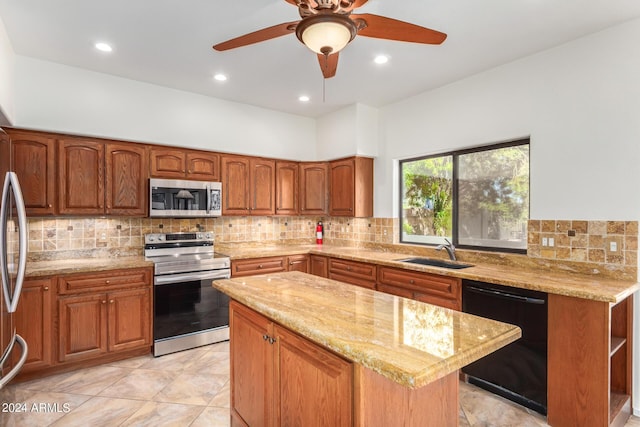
<box><xmin>296</xmin><ymin>14</ymin><xmax>357</xmax><ymax>55</ymax></box>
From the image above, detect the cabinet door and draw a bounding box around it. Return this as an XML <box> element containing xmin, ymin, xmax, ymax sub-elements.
<box><xmin>58</xmin><ymin>139</ymin><xmax>105</xmax><ymax>215</ymax></box>
<box><xmin>186</xmin><ymin>151</ymin><xmax>220</xmax><ymax>181</ymax></box>
<box><xmin>222</xmin><ymin>155</ymin><xmax>251</xmax><ymax>215</ymax></box>
<box><xmin>13</xmin><ymin>278</ymin><xmax>53</xmax><ymax>372</ymax></box>
<box><xmin>299</xmin><ymin>162</ymin><xmax>328</xmax><ymax>215</ymax></box>
<box><xmin>230</xmin><ymin>301</ymin><xmax>273</xmax><ymax>427</ymax></box>
<box><xmin>251</xmin><ymin>158</ymin><xmax>276</xmax><ymax>215</ymax></box>
<box><xmin>274</xmin><ymin>325</ymin><xmax>353</xmax><ymax>427</ymax></box>
<box><xmin>106</xmin><ymin>142</ymin><xmax>148</xmax><ymax>216</ymax></box>
<box><xmin>287</xmin><ymin>255</ymin><xmax>309</xmax><ymax>273</ymax></box>
<box><xmin>329</xmin><ymin>158</ymin><xmax>355</xmax><ymax>216</ymax></box>
<box><xmin>275</xmin><ymin>161</ymin><xmax>298</xmax><ymax>215</ymax></box>
<box><xmin>9</xmin><ymin>130</ymin><xmax>56</xmax><ymax>215</ymax></box>
<box><xmin>150</xmin><ymin>148</ymin><xmax>186</xmax><ymax>178</ymax></box>
<box><xmin>310</xmin><ymin>255</ymin><xmax>328</xmax><ymax>278</ymax></box>
<box><xmin>107</xmin><ymin>288</ymin><xmax>151</xmax><ymax>352</ymax></box>
<box><xmin>58</xmin><ymin>293</ymin><xmax>108</xmax><ymax>363</ymax></box>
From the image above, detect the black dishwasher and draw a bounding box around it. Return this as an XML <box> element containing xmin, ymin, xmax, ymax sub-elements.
<box><xmin>462</xmin><ymin>280</ymin><xmax>547</xmax><ymax>415</ymax></box>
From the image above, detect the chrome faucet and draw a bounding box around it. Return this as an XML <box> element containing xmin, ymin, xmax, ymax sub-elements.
<box><xmin>436</xmin><ymin>238</ymin><xmax>456</xmax><ymax>261</ymax></box>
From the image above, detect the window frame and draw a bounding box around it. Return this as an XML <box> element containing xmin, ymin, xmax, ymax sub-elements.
<box><xmin>398</xmin><ymin>138</ymin><xmax>530</xmax><ymax>254</ymax></box>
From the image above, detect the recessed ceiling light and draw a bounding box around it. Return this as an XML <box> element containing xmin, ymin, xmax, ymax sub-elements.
<box><xmin>374</xmin><ymin>55</ymin><xmax>389</xmax><ymax>65</ymax></box>
<box><xmin>299</xmin><ymin>95</ymin><xmax>310</xmax><ymax>102</ymax></box>
<box><xmin>95</xmin><ymin>42</ymin><xmax>113</xmax><ymax>53</ymax></box>
<box><xmin>213</xmin><ymin>73</ymin><xmax>228</xmax><ymax>82</ymax></box>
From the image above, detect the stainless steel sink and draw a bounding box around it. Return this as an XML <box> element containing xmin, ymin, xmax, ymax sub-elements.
<box><xmin>396</xmin><ymin>257</ymin><xmax>473</xmax><ymax>269</ymax></box>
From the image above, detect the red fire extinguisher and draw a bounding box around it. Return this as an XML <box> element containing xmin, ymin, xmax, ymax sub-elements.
<box><xmin>316</xmin><ymin>221</ymin><xmax>323</xmax><ymax>244</ymax></box>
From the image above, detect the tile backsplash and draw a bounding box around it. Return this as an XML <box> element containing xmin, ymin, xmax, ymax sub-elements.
<box><xmin>527</xmin><ymin>219</ymin><xmax>637</xmax><ymax>268</ymax></box>
<box><xmin>26</xmin><ymin>216</ymin><xmax>397</xmax><ymax>261</ymax></box>
<box><xmin>26</xmin><ymin>216</ymin><xmax>637</xmax><ymax>279</ymax></box>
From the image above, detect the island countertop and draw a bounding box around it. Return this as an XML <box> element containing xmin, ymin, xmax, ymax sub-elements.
<box><xmin>213</xmin><ymin>271</ymin><xmax>521</xmax><ymax>389</ymax></box>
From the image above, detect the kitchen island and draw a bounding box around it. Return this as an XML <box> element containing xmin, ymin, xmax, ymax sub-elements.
<box><xmin>213</xmin><ymin>271</ymin><xmax>521</xmax><ymax>427</ymax></box>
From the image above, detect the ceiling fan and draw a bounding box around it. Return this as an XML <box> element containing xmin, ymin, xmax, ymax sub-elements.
<box><xmin>212</xmin><ymin>0</ymin><xmax>447</xmax><ymax>79</ymax></box>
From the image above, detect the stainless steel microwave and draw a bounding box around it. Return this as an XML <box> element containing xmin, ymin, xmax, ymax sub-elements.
<box><xmin>149</xmin><ymin>178</ymin><xmax>222</xmax><ymax>217</ymax></box>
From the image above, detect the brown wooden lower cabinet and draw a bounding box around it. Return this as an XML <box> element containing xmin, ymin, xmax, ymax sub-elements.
<box><xmin>376</xmin><ymin>266</ymin><xmax>461</xmax><ymax>311</ymax></box>
<box><xmin>548</xmin><ymin>293</ymin><xmax>633</xmax><ymax>427</ymax></box>
<box><xmin>285</xmin><ymin>254</ymin><xmax>309</xmax><ymax>273</ymax></box>
<box><xmin>230</xmin><ymin>300</ymin><xmax>459</xmax><ymax>427</ymax></box>
<box><xmin>58</xmin><ymin>281</ymin><xmax>151</xmax><ymax>363</ymax></box>
<box><xmin>310</xmin><ymin>254</ymin><xmax>329</xmax><ymax>278</ymax></box>
<box><xmin>13</xmin><ymin>278</ymin><xmax>54</xmax><ymax>372</ymax></box>
<box><xmin>231</xmin><ymin>255</ymin><xmax>309</xmax><ymax>277</ymax></box>
<box><xmin>328</xmin><ymin>258</ymin><xmax>376</xmax><ymax>289</ymax></box>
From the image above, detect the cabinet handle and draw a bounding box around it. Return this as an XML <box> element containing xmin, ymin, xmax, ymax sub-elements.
<box><xmin>263</xmin><ymin>334</ymin><xmax>269</xmax><ymax>341</ymax></box>
<box><xmin>43</xmin><ymin>286</ymin><xmax>49</xmax><ymax>291</ymax></box>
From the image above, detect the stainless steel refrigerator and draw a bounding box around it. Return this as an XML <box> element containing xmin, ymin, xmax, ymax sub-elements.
<box><xmin>0</xmin><ymin>127</ymin><xmax>28</xmax><ymax>389</ymax></box>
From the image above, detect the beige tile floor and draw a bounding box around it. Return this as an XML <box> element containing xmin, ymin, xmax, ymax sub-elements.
<box><xmin>0</xmin><ymin>341</ymin><xmax>638</xmax><ymax>427</ymax></box>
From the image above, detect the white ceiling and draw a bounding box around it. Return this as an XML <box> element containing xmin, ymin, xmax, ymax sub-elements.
<box><xmin>1</xmin><ymin>0</ymin><xmax>640</xmax><ymax>118</ymax></box>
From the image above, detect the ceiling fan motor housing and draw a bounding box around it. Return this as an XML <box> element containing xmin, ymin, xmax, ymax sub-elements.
<box><xmin>295</xmin><ymin>12</ymin><xmax>357</xmax><ymax>55</ymax></box>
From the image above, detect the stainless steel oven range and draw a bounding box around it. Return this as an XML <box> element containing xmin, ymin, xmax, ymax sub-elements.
<box><xmin>144</xmin><ymin>232</ymin><xmax>231</xmax><ymax>357</ymax></box>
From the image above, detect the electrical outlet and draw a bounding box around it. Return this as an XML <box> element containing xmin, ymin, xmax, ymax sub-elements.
<box><xmin>610</xmin><ymin>241</ymin><xmax>618</xmax><ymax>252</ymax></box>
<box><xmin>542</xmin><ymin>237</ymin><xmax>548</xmax><ymax>247</ymax></box>
<box><xmin>99</xmin><ymin>232</ymin><xmax>107</xmax><ymax>241</ymax></box>
<box><xmin>548</xmin><ymin>237</ymin><xmax>555</xmax><ymax>247</ymax></box>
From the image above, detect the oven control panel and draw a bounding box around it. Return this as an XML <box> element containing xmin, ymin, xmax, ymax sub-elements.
<box><xmin>145</xmin><ymin>232</ymin><xmax>213</xmax><ymax>244</ymax></box>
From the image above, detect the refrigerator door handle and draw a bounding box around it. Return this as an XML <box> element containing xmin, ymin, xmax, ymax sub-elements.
<box><xmin>0</xmin><ymin>334</ymin><xmax>28</xmax><ymax>389</ymax></box>
<box><xmin>0</xmin><ymin>172</ymin><xmax>28</xmax><ymax>313</ymax></box>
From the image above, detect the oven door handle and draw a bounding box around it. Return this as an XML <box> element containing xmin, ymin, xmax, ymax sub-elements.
<box><xmin>154</xmin><ymin>270</ymin><xmax>231</xmax><ymax>286</ymax></box>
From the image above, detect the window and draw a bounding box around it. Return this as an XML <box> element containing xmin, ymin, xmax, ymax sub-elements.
<box><xmin>400</xmin><ymin>139</ymin><xmax>529</xmax><ymax>252</ymax></box>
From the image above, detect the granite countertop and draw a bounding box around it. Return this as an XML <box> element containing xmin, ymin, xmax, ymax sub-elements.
<box><xmin>218</xmin><ymin>244</ymin><xmax>639</xmax><ymax>303</ymax></box>
<box><xmin>25</xmin><ymin>256</ymin><xmax>152</xmax><ymax>277</ymax></box>
<box><xmin>213</xmin><ymin>271</ymin><xmax>521</xmax><ymax>389</ymax></box>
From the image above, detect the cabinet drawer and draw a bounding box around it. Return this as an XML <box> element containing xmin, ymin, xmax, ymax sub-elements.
<box><xmin>232</xmin><ymin>257</ymin><xmax>287</xmax><ymax>277</ymax></box>
<box><xmin>329</xmin><ymin>258</ymin><xmax>376</xmax><ymax>289</ymax></box>
<box><xmin>377</xmin><ymin>266</ymin><xmax>460</xmax><ymax>301</ymax></box>
<box><xmin>59</xmin><ymin>268</ymin><xmax>151</xmax><ymax>294</ymax></box>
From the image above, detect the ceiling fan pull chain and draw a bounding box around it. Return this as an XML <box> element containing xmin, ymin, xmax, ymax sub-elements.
<box><xmin>323</xmin><ymin>75</ymin><xmax>326</xmax><ymax>103</ymax></box>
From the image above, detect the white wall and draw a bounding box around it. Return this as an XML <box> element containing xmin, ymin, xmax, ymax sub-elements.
<box><xmin>379</xmin><ymin>18</ymin><xmax>640</xmax><ymax>220</ymax></box>
<box><xmin>379</xmin><ymin>17</ymin><xmax>640</xmax><ymax>413</ymax></box>
<box><xmin>0</xmin><ymin>15</ymin><xmax>15</xmax><ymax>125</ymax></box>
<box><xmin>316</xmin><ymin>103</ymin><xmax>379</xmax><ymax>160</ymax></box>
<box><xmin>12</xmin><ymin>57</ymin><xmax>317</xmax><ymax>161</ymax></box>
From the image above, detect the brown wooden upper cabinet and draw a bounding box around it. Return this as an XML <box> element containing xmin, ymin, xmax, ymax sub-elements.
<box><xmin>222</xmin><ymin>155</ymin><xmax>275</xmax><ymax>215</ymax></box>
<box><xmin>58</xmin><ymin>139</ymin><xmax>105</xmax><ymax>215</ymax></box>
<box><xmin>329</xmin><ymin>156</ymin><xmax>373</xmax><ymax>217</ymax></box>
<box><xmin>276</xmin><ymin>161</ymin><xmax>298</xmax><ymax>215</ymax></box>
<box><xmin>299</xmin><ymin>162</ymin><xmax>328</xmax><ymax>215</ymax></box>
<box><xmin>150</xmin><ymin>147</ymin><xmax>220</xmax><ymax>181</ymax></box>
<box><xmin>7</xmin><ymin>129</ymin><xmax>57</xmax><ymax>215</ymax></box>
<box><xmin>105</xmin><ymin>143</ymin><xmax>148</xmax><ymax>216</ymax></box>
<box><xmin>58</xmin><ymin>138</ymin><xmax>147</xmax><ymax>216</ymax></box>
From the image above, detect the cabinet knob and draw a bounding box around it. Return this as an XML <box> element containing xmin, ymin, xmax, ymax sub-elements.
<box><xmin>102</xmin><ymin>300</ymin><xmax>107</xmax><ymax>304</ymax></box>
<box><xmin>409</xmin><ymin>279</ymin><xmax>415</xmax><ymax>284</ymax></box>
<box><xmin>263</xmin><ymin>334</ymin><xmax>269</xmax><ymax>341</ymax></box>
<box><xmin>48</xmin><ymin>204</ymin><xmax>52</xmax><ymax>208</ymax></box>
<box><xmin>105</xmin><ymin>280</ymin><xmax>111</xmax><ymax>284</ymax></box>
<box><xmin>258</xmin><ymin>264</ymin><xmax>263</xmax><ymax>269</ymax></box>
<box><xmin>349</xmin><ymin>208</ymin><xmax>353</xmax><ymax>211</ymax></box>
<box><xmin>188</xmin><ymin>170</ymin><xmax>192</xmax><ymax>174</ymax></box>
<box><xmin>43</xmin><ymin>286</ymin><xmax>49</xmax><ymax>291</ymax></box>
<box><xmin>289</xmin><ymin>262</ymin><xmax>294</xmax><ymax>265</ymax></box>
<box><xmin>109</xmin><ymin>300</ymin><xmax>114</xmax><ymax>304</ymax></box>
<box><xmin>268</xmin><ymin>337</ymin><xmax>276</xmax><ymax>344</ymax></box>
<box><xmin>346</xmin><ymin>267</ymin><xmax>352</xmax><ymax>271</ymax></box>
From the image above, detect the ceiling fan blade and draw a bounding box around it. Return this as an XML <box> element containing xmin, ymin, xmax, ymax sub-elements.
<box><xmin>353</xmin><ymin>13</ymin><xmax>447</xmax><ymax>45</ymax></box>
<box><xmin>317</xmin><ymin>52</ymin><xmax>339</xmax><ymax>78</ymax></box>
<box><xmin>213</xmin><ymin>21</ymin><xmax>298</xmax><ymax>51</ymax></box>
